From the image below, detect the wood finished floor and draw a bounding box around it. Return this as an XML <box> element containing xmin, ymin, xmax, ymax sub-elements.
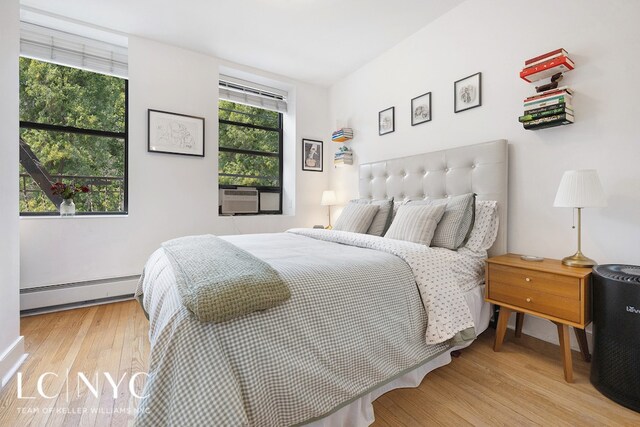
<box><xmin>0</xmin><ymin>300</ymin><xmax>638</xmax><ymax>426</ymax></box>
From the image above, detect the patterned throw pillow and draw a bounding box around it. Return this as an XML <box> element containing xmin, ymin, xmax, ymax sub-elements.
<box><xmin>384</xmin><ymin>204</ymin><xmax>446</xmax><ymax>246</ymax></box>
<box><xmin>408</xmin><ymin>193</ymin><xmax>476</xmax><ymax>250</ymax></box>
<box><xmin>352</xmin><ymin>198</ymin><xmax>394</xmax><ymax>236</ymax></box>
<box><xmin>333</xmin><ymin>203</ymin><xmax>380</xmax><ymax>234</ymax></box>
<box><xmin>463</xmin><ymin>200</ymin><xmax>499</xmax><ymax>254</ymax></box>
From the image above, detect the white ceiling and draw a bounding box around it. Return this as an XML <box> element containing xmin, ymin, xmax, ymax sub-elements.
<box><xmin>20</xmin><ymin>0</ymin><xmax>464</xmax><ymax>86</ymax></box>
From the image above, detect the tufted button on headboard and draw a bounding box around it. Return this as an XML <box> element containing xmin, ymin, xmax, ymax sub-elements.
<box><xmin>359</xmin><ymin>139</ymin><xmax>508</xmax><ymax>256</ymax></box>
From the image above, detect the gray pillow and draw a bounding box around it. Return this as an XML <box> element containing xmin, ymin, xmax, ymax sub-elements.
<box><xmin>333</xmin><ymin>202</ymin><xmax>380</xmax><ymax>234</ymax></box>
<box><xmin>384</xmin><ymin>204</ymin><xmax>446</xmax><ymax>246</ymax></box>
<box><xmin>391</xmin><ymin>200</ymin><xmax>403</xmax><ymax>222</ymax></box>
<box><xmin>408</xmin><ymin>193</ymin><xmax>476</xmax><ymax>250</ymax></box>
<box><xmin>352</xmin><ymin>198</ymin><xmax>394</xmax><ymax>236</ymax></box>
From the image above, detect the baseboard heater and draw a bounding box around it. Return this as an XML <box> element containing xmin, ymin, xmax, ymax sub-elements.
<box><xmin>20</xmin><ymin>275</ymin><xmax>139</xmax><ymax>315</ymax></box>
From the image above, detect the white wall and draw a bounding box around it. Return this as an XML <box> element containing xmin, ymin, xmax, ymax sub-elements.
<box><xmin>329</xmin><ymin>0</ymin><xmax>640</xmax><ymax>346</ymax></box>
<box><xmin>19</xmin><ymin>36</ymin><xmax>330</xmax><ymax>289</ymax></box>
<box><xmin>0</xmin><ymin>0</ymin><xmax>25</xmax><ymax>388</ymax></box>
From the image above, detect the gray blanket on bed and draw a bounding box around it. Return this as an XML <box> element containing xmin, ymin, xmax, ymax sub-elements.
<box><xmin>161</xmin><ymin>235</ymin><xmax>290</xmax><ymax>322</ymax></box>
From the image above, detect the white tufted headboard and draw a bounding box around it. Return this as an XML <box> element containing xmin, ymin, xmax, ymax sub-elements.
<box><xmin>359</xmin><ymin>139</ymin><xmax>508</xmax><ymax>256</ymax></box>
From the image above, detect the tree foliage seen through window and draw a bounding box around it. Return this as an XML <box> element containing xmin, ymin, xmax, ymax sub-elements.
<box><xmin>218</xmin><ymin>100</ymin><xmax>282</xmax><ymax>188</ymax></box>
<box><xmin>19</xmin><ymin>57</ymin><xmax>127</xmax><ymax>214</ymax></box>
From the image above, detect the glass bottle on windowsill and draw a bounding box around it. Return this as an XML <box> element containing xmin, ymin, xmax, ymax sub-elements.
<box><xmin>60</xmin><ymin>199</ymin><xmax>76</xmax><ymax>216</ymax></box>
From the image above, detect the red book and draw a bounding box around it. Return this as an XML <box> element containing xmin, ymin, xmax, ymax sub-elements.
<box><xmin>522</xmin><ymin>55</ymin><xmax>574</xmax><ymax>73</ymax></box>
<box><xmin>525</xmin><ymin>48</ymin><xmax>569</xmax><ymax>66</ymax></box>
<box><xmin>520</xmin><ymin>56</ymin><xmax>575</xmax><ymax>83</ymax></box>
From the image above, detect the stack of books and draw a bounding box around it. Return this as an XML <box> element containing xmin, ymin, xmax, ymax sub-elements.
<box><xmin>332</xmin><ymin>128</ymin><xmax>353</xmax><ymax>142</ymax></box>
<box><xmin>520</xmin><ymin>48</ymin><xmax>575</xmax><ymax>83</ymax></box>
<box><xmin>334</xmin><ymin>150</ymin><xmax>353</xmax><ymax>166</ymax></box>
<box><xmin>520</xmin><ymin>86</ymin><xmax>574</xmax><ymax>130</ymax></box>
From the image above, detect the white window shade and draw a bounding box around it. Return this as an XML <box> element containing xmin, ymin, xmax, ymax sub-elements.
<box><xmin>20</xmin><ymin>21</ymin><xmax>128</xmax><ymax>79</ymax></box>
<box><xmin>219</xmin><ymin>75</ymin><xmax>287</xmax><ymax>113</ymax></box>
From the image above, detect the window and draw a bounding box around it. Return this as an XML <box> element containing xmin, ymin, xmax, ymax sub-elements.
<box><xmin>19</xmin><ymin>57</ymin><xmax>128</xmax><ymax>215</ymax></box>
<box><xmin>18</xmin><ymin>16</ymin><xmax>128</xmax><ymax>216</ymax></box>
<box><xmin>218</xmin><ymin>100</ymin><xmax>283</xmax><ymax>214</ymax></box>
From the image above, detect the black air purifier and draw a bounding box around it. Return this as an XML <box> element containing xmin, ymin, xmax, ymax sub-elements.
<box><xmin>591</xmin><ymin>264</ymin><xmax>640</xmax><ymax>413</ymax></box>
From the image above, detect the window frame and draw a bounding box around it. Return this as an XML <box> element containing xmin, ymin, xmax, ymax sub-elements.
<box><xmin>218</xmin><ymin>103</ymin><xmax>283</xmax><ymax>215</ymax></box>
<box><xmin>19</xmin><ymin>77</ymin><xmax>129</xmax><ymax>217</ymax></box>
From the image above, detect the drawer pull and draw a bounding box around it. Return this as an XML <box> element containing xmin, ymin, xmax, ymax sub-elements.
<box><xmin>525</xmin><ymin>277</ymin><xmax>531</xmax><ymax>282</ymax></box>
<box><xmin>526</xmin><ymin>297</ymin><xmax>532</xmax><ymax>303</ymax></box>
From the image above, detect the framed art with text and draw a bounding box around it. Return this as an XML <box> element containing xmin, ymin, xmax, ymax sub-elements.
<box><xmin>148</xmin><ymin>109</ymin><xmax>205</xmax><ymax>157</ymax></box>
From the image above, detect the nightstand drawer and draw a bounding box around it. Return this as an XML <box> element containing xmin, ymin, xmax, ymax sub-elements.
<box><xmin>489</xmin><ymin>264</ymin><xmax>580</xmax><ymax>300</ymax></box>
<box><xmin>488</xmin><ymin>280</ymin><xmax>581</xmax><ymax>323</ymax></box>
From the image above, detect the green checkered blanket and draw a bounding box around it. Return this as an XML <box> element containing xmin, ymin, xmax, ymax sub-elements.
<box><xmin>160</xmin><ymin>234</ymin><xmax>290</xmax><ymax>322</ymax></box>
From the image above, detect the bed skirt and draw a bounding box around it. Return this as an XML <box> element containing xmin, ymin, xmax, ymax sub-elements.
<box><xmin>305</xmin><ymin>285</ymin><xmax>491</xmax><ymax>427</ymax></box>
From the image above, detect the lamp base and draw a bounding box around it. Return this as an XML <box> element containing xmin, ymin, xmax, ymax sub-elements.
<box><xmin>561</xmin><ymin>251</ymin><xmax>597</xmax><ymax>268</ymax></box>
<box><xmin>325</xmin><ymin>225</ymin><xmax>333</xmax><ymax>230</ymax></box>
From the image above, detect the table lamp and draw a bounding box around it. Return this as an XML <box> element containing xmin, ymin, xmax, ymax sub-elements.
<box><xmin>553</xmin><ymin>169</ymin><xmax>606</xmax><ymax>267</ymax></box>
<box><xmin>320</xmin><ymin>190</ymin><xmax>336</xmax><ymax>229</ymax></box>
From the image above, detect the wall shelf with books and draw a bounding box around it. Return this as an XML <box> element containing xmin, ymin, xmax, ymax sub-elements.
<box><xmin>520</xmin><ymin>48</ymin><xmax>574</xmax><ymax>130</ymax></box>
<box><xmin>334</xmin><ymin>146</ymin><xmax>353</xmax><ymax>167</ymax></box>
<box><xmin>332</xmin><ymin>128</ymin><xmax>353</xmax><ymax>142</ymax></box>
<box><xmin>332</xmin><ymin>127</ymin><xmax>353</xmax><ymax>166</ymax></box>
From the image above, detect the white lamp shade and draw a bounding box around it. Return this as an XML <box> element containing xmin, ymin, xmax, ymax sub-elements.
<box><xmin>320</xmin><ymin>190</ymin><xmax>336</xmax><ymax>206</ymax></box>
<box><xmin>553</xmin><ymin>169</ymin><xmax>607</xmax><ymax>208</ymax></box>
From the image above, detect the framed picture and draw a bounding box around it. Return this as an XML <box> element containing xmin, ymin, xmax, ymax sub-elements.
<box><xmin>302</xmin><ymin>139</ymin><xmax>323</xmax><ymax>172</ymax></box>
<box><xmin>454</xmin><ymin>72</ymin><xmax>482</xmax><ymax>113</ymax></box>
<box><xmin>379</xmin><ymin>107</ymin><xmax>395</xmax><ymax>135</ymax></box>
<box><xmin>148</xmin><ymin>109</ymin><xmax>205</xmax><ymax>157</ymax></box>
<box><xmin>411</xmin><ymin>92</ymin><xmax>432</xmax><ymax>126</ymax></box>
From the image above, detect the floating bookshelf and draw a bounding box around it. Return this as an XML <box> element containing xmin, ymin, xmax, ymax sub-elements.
<box><xmin>332</xmin><ymin>128</ymin><xmax>353</xmax><ymax>143</ymax></box>
<box><xmin>334</xmin><ymin>146</ymin><xmax>353</xmax><ymax>167</ymax></box>
<box><xmin>520</xmin><ymin>49</ymin><xmax>574</xmax><ymax>130</ymax></box>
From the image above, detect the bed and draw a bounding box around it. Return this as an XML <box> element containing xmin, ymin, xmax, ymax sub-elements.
<box><xmin>135</xmin><ymin>139</ymin><xmax>508</xmax><ymax>426</ymax></box>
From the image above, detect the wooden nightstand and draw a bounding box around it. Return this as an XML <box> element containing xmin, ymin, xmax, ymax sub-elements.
<box><xmin>485</xmin><ymin>254</ymin><xmax>592</xmax><ymax>382</ymax></box>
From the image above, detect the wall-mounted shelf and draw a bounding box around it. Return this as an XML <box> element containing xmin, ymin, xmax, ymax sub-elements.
<box><xmin>332</xmin><ymin>128</ymin><xmax>353</xmax><ymax>142</ymax></box>
<box><xmin>520</xmin><ymin>49</ymin><xmax>574</xmax><ymax>130</ymax></box>
<box><xmin>519</xmin><ymin>49</ymin><xmax>574</xmax><ymax>83</ymax></box>
<box><xmin>334</xmin><ymin>147</ymin><xmax>353</xmax><ymax>167</ymax></box>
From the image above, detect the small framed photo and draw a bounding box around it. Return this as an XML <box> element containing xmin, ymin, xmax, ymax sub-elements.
<box><xmin>454</xmin><ymin>72</ymin><xmax>482</xmax><ymax>113</ymax></box>
<box><xmin>148</xmin><ymin>109</ymin><xmax>205</xmax><ymax>157</ymax></box>
<box><xmin>302</xmin><ymin>139</ymin><xmax>323</xmax><ymax>172</ymax></box>
<box><xmin>411</xmin><ymin>92</ymin><xmax>432</xmax><ymax>126</ymax></box>
<box><xmin>379</xmin><ymin>107</ymin><xmax>395</xmax><ymax>135</ymax></box>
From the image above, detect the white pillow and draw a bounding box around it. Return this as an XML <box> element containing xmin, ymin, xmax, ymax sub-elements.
<box><xmin>333</xmin><ymin>203</ymin><xmax>380</xmax><ymax>234</ymax></box>
<box><xmin>384</xmin><ymin>204</ymin><xmax>446</xmax><ymax>245</ymax></box>
<box><xmin>463</xmin><ymin>200</ymin><xmax>499</xmax><ymax>254</ymax></box>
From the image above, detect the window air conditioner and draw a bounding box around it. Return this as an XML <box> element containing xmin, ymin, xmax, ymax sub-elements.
<box><xmin>221</xmin><ymin>188</ymin><xmax>259</xmax><ymax>214</ymax></box>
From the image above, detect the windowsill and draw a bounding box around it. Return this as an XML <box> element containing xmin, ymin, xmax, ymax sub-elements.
<box><xmin>20</xmin><ymin>214</ymin><xmax>129</xmax><ymax>220</ymax></box>
<box><xmin>218</xmin><ymin>214</ymin><xmax>284</xmax><ymax>217</ymax></box>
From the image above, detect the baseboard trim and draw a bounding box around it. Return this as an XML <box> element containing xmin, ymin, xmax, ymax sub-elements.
<box><xmin>502</xmin><ymin>328</ymin><xmax>592</xmax><ymax>361</ymax></box>
<box><xmin>21</xmin><ymin>294</ymin><xmax>135</xmax><ymax>317</ymax></box>
<box><xmin>0</xmin><ymin>336</ymin><xmax>27</xmax><ymax>390</ymax></box>
<box><xmin>507</xmin><ymin>312</ymin><xmax>593</xmax><ymax>352</ymax></box>
<box><xmin>20</xmin><ymin>275</ymin><xmax>139</xmax><ymax>312</ymax></box>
